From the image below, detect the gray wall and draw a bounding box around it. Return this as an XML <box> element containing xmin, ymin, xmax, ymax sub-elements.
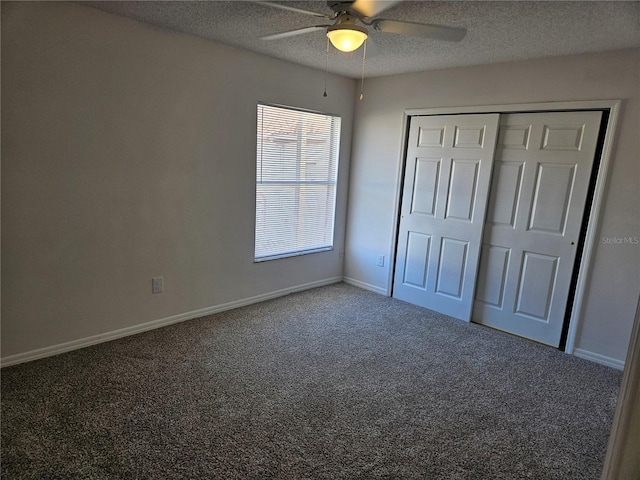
<box><xmin>1</xmin><ymin>2</ymin><xmax>356</xmax><ymax>360</ymax></box>
<box><xmin>344</xmin><ymin>49</ymin><xmax>640</xmax><ymax>365</ymax></box>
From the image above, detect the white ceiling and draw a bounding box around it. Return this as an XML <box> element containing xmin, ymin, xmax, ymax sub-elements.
<box><xmin>84</xmin><ymin>1</ymin><xmax>640</xmax><ymax>78</ymax></box>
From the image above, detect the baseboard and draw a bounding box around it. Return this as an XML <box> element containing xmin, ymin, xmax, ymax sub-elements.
<box><xmin>573</xmin><ymin>348</ymin><xmax>625</xmax><ymax>371</ymax></box>
<box><xmin>0</xmin><ymin>277</ymin><xmax>343</xmax><ymax>368</ymax></box>
<box><xmin>343</xmin><ymin>276</ymin><xmax>388</xmax><ymax>296</ymax></box>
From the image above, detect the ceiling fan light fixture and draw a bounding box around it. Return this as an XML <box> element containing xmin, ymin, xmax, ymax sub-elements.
<box><xmin>326</xmin><ymin>24</ymin><xmax>368</xmax><ymax>52</ymax></box>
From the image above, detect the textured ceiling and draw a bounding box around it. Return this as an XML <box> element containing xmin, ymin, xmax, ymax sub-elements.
<box><xmin>83</xmin><ymin>1</ymin><xmax>640</xmax><ymax>78</ymax></box>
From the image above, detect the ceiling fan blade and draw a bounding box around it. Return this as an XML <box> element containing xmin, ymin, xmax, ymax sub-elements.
<box><xmin>374</xmin><ymin>19</ymin><xmax>467</xmax><ymax>42</ymax></box>
<box><xmin>261</xmin><ymin>26</ymin><xmax>328</xmax><ymax>41</ymax></box>
<box><xmin>351</xmin><ymin>0</ymin><xmax>403</xmax><ymax>18</ymax></box>
<box><xmin>255</xmin><ymin>1</ymin><xmax>330</xmax><ymax>18</ymax></box>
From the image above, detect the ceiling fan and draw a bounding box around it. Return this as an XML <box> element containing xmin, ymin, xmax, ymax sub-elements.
<box><xmin>257</xmin><ymin>0</ymin><xmax>467</xmax><ymax>53</ymax></box>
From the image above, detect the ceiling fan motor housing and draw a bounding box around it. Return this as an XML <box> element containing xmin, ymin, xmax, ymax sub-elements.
<box><xmin>329</xmin><ymin>14</ymin><xmax>366</xmax><ymax>30</ymax></box>
<box><xmin>327</xmin><ymin>1</ymin><xmax>358</xmax><ymax>15</ymax></box>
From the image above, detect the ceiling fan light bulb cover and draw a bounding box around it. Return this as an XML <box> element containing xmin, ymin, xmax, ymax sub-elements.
<box><xmin>327</xmin><ymin>26</ymin><xmax>368</xmax><ymax>52</ymax></box>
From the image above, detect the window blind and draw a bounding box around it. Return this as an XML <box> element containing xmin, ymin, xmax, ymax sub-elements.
<box><xmin>255</xmin><ymin>103</ymin><xmax>341</xmax><ymax>261</ymax></box>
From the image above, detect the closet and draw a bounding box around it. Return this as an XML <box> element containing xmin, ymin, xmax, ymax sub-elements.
<box><xmin>393</xmin><ymin>110</ymin><xmax>603</xmax><ymax>347</ymax></box>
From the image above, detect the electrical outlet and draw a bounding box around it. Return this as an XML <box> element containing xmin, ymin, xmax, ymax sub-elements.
<box><xmin>339</xmin><ymin>249</ymin><xmax>345</xmax><ymax>260</ymax></box>
<box><xmin>152</xmin><ymin>276</ymin><xmax>164</xmax><ymax>294</ymax></box>
<box><xmin>377</xmin><ymin>254</ymin><xmax>385</xmax><ymax>267</ymax></box>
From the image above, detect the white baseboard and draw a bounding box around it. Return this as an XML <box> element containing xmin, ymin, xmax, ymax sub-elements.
<box><xmin>573</xmin><ymin>348</ymin><xmax>625</xmax><ymax>371</ymax></box>
<box><xmin>0</xmin><ymin>277</ymin><xmax>343</xmax><ymax>368</ymax></box>
<box><xmin>343</xmin><ymin>276</ymin><xmax>389</xmax><ymax>296</ymax></box>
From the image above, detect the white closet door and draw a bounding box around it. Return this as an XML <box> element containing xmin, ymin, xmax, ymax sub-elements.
<box><xmin>473</xmin><ymin>111</ymin><xmax>603</xmax><ymax>347</ymax></box>
<box><xmin>393</xmin><ymin>114</ymin><xmax>500</xmax><ymax>321</ymax></box>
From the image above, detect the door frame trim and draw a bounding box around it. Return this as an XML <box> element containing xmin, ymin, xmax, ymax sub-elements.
<box><xmin>389</xmin><ymin>100</ymin><xmax>621</xmax><ymax>355</ymax></box>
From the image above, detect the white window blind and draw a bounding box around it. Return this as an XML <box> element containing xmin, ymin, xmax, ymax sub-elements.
<box><xmin>255</xmin><ymin>103</ymin><xmax>341</xmax><ymax>261</ymax></box>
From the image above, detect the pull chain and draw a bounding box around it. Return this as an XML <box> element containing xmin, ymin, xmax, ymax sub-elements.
<box><xmin>359</xmin><ymin>39</ymin><xmax>367</xmax><ymax>101</ymax></box>
<box><xmin>323</xmin><ymin>36</ymin><xmax>329</xmax><ymax>97</ymax></box>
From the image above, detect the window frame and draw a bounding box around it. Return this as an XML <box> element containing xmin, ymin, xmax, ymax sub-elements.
<box><xmin>254</xmin><ymin>102</ymin><xmax>342</xmax><ymax>263</ymax></box>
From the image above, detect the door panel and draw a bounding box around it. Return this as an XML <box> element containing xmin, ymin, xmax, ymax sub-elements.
<box><xmin>487</xmin><ymin>161</ymin><xmax>524</xmax><ymax>227</ymax></box>
<box><xmin>476</xmin><ymin>245</ymin><xmax>510</xmax><ymax>307</ymax></box>
<box><xmin>436</xmin><ymin>238</ymin><xmax>468</xmax><ymax>298</ymax></box>
<box><xmin>393</xmin><ymin>114</ymin><xmax>500</xmax><ymax>321</ymax></box>
<box><xmin>446</xmin><ymin>160</ymin><xmax>479</xmax><ymax>221</ymax></box>
<box><xmin>403</xmin><ymin>232</ymin><xmax>431</xmax><ymax>288</ymax></box>
<box><xmin>411</xmin><ymin>158</ymin><xmax>440</xmax><ymax>215</ymax></box>
<box><xmin>473</xmin><ymin>111</ymin><xmax>602</xmax><ymax>346</ymax></box>
<box><xmin>515</xmin><ymin>252</ymin><xmax>558</xmax><ymax>320</ymax></box>
<box><xmin>528</xmin><ymin>163</ymin><xmax>575</xmax><ymax>234</ymax></box>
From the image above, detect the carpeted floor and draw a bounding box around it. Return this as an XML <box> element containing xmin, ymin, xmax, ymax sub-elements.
<box><xmin>1</xmin><ymin>283</ymin><xmax>622</xmax><ymax>479</ymax></box>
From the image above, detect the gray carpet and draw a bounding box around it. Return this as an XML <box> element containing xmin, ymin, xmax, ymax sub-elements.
<box><xmin>1</xmin><ymin>283</ymin><xmax>621</xmax><ymax>479</ymax></box>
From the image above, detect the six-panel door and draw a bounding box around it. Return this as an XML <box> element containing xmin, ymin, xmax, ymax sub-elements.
<box><xmin>393</xmin><ymin>114</ymin><xmax>500</xmax><ymax>321</ymax></box>
<box><xmin>472</xmin><ymin>111</ymin><xmax>602</xmax><ymax>346</ymax></box>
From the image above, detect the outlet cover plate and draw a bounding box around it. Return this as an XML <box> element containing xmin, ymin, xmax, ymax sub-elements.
<box><xmin>152</xmin><ymin>276</ymin><xmax>164</xmax><ymax>294</ymax></box>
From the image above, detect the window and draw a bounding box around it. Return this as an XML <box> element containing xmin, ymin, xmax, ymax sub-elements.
<box><xmin>255</xmin><ymin>103</ymin><xmax>341</xmax><ymax>261</ymax></box>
